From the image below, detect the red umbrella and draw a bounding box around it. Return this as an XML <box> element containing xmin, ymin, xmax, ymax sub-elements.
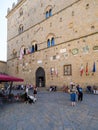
<box><xmin>0</xmin><ymin>74</ymin><xmax>24</xmax><ymax>95</ymax></box>
<box><xmin>0</xmin><ymin>74</ymin><xmax>24</xmax><ymax>82</ymax></box>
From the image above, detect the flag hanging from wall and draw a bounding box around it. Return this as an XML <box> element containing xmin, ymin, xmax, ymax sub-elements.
<box><xmin>50</xmin><ymin>67</ymin><xmax>54</xmax><ymax>76</ymax></box>
<box><xmin>92</xmin><ymin>62</ymin><xmax>96</xmax><ymax>75</ymax></box>
<box><xmin>85</xmin><ymin>63</ymin><xmax>88</xmax><ymax>76</ymax></box>
<box><xmin>19</xmin><ymin>48</ymin><xmax>24</xmax><ymax>60</ymax></box>
<box><xmin>54</xmin><ymin>67</ymin><xmax>58</xmax><ymax>77</ymax></box>
<box><xmin>80</xmin><ymin>64</ymin><xmax>84</xmax><ymax>76</ymax></box>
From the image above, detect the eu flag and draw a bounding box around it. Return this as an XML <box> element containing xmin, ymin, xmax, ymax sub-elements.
<box><xmin>92</xmin><ymin>62</ymin><xmax>96</xmax><ymax>72</ymax></box>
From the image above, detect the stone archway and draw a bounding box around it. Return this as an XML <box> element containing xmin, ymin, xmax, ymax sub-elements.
<box><xmin>36</xmin><ymin>67</ymin><xmax>45</xmax><ymax>87</ymax></box>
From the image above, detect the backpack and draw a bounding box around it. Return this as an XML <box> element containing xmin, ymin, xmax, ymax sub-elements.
<box><xmin>79</xmin><ymin>88</ymin><xmax>82</xmax><ymax>92</ymax></box>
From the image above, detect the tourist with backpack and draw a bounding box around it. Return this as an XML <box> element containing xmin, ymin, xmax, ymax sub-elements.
<box><xmin>76</xmin><ymin>84</ymin><xmax>83</xmax><ymax>101</ymax></box>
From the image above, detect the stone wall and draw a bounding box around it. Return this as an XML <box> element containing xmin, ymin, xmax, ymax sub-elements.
<box><xmin>0</xmin><ymin>61</ymin><xmax>7</xmax><ymax>74</ymax></box>
<box><xmin>6</xmin><ymin>0</ymin><xmax>98</xmax><ymax>88</ymax></box>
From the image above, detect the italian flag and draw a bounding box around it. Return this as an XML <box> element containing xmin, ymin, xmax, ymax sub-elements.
<box><xmin>80</xmin><ymin>64</ymin><xmax>84</xmax><ymax>76</ymax></box>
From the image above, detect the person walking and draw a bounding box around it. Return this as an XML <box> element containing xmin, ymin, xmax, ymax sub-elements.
<box><xmin>24</xmin><ymin>84</ymin><xmax>29</xmax><ymax>103</ymax></box>
<box><xmin>33</xmin><ymin>85</ymin><xmax>37</xmax><ymax>98</ymax></box>
<box><xmin>70</xmin><ymin>86</ymin><xmax>77</xmax><ymax>106</ymax></box>
<box><xmin>26</xmin><ymin>84</ymin><xmax>29</xmax><ymax>95</ymax></box>
<box><xmin>76</xmin><ymin>84</ymin><xmax>83</xmax><ymax>101</ymax></box>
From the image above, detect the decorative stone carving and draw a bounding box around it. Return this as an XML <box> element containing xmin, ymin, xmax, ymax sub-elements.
<box><xmin>71</xmin><ymin>48</ymin><xmax>79</xmax><ymax>55</ymax></box>
<box><xmin>93</xmin><ymin>46</ymin><xmax>98</xmax><ymax>51</ymax></box>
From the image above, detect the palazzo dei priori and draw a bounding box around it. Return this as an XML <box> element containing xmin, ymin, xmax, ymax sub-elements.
<box><xmin>6</xmin><ymin>0</ymin><xmax>98</xmax><ymax>88</ymax></box>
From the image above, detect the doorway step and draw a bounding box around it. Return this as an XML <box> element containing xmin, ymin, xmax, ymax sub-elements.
<box><xmin>38</xmin><ymin>87</ymin><xmax>47</xmax><ymax>92</ymax></box>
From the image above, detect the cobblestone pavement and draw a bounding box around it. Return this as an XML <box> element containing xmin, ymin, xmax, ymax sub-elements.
<box><xmin>0</xmin><ymin>91</ymin><xmax>98</xmax><ymax>130</ymax></box>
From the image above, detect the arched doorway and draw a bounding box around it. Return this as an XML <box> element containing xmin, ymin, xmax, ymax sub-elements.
<box><xmin>36</xmin><ymin>67</ymin><xmax>45</xmax><ymax>87</ymax></box>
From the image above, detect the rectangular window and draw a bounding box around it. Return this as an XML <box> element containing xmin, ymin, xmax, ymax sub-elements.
<box><xmin>64</xmin><ymin>64</ymin><xmax>72</xmax><ymax>76</ymax></box>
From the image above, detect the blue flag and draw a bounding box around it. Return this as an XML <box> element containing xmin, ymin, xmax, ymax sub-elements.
<box><xmin>92</xmin><ymin>62</ymin><xmax>96</xmax><ymax>72</ymax></box>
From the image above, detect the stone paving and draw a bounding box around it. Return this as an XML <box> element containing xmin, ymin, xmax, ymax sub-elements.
<box><xmin>0</xmin><ymin>91</ymin><xmax>98</xmax><ymax>130</ymax></box>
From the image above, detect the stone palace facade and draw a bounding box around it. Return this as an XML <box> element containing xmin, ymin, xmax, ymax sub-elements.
<box><xmin>6</xmin><ymin>0</ymin><xmax>98</xmax><ymax>88</ymax></box>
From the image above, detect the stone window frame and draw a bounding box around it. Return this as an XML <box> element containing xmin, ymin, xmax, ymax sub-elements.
<box><xmin>18</xmin><ymin>24</ymin><xmax>24</xmax><ymax>34</ymax></box>
<box><xmin>47</xmin><ymin>33</ymin><xmax>55</xmax><ymax>47</ymax></box>
<box><xmin>45</xmin><ymin>5</ymin><xmax>52</xmax><ymax>19</ymax></box>
<box><xmin>19</xmin><ymin>8</ymin><xmax>23</xmax><ymax>16</ymax></box>
<box><xmin>31</xmin><ymin>40</ymin><xmax>38</xmax><ymax>53</ymax></box>
<box><xmin>64</xmin><ymin>64</ymin><xmax>72</xmax><ymax>76</ymax></box>
<box><xmin>19</xmin><ymin>45</ymin><xmax>32</xmax><ymax>56</ymax></box>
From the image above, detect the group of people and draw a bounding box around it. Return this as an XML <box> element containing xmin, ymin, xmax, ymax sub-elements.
<box><xmin>24</xmin><ymin>82</ymin><xmax>84</xmax><ymax>106</ymax></box>
<box><xmin>69</xmin><ymin>83</ymin><xmax>83</xmax><ymax>106</ymax></box>
<box><xmin>24</xmin><ymin>84</ymin><xmax>37</xmax><ymax>104</ymax></box>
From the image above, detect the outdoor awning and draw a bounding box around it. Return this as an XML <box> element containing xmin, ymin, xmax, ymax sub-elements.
<box><xmin>0</xmin><ymin>74</ymin><xmax>24</xmax><ymax>82</ymax></box>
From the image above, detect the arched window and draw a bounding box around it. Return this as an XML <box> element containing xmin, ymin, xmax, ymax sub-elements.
<box><xmin>49</xmin><ymin>9</ymin><xmax>52</xmax><ymax>17</ymax></box>
<box><xmin>45</xmin><ymin>5</ymin><xmax>52</xmax><ymax>19</ymax></box>
<box><xmin>31</xmin><ymin>41</ymin><xmax>38</xmax><ymax>53</ymax></box>
<box><xmin>47</xmin><ymin>39</ymin><xmax>50</xmax><ymax>47</ymax></box>
<box><xmin>19</xmin><ymin>8</ymin><xmax>23</xmax><ymax>16</ymax></box>
<box><xmin>51</xmin><ymin>37</ymin><xmax>55</xmax><ymax>46</ymax></box>
<box><xmin>18</xmin><ymin>24</ymin><xmax>24</xmax><ymax>34</ymax></box>
<box><xmin>46</xmin><ymin>33</ymin><xmax>55</xmax><ymax>48</ymax></box>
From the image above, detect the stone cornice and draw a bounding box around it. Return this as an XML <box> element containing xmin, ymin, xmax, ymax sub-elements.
<box><xmin>0</xmin><ymin>61</ymin><xmax>7</xmax><ymax>63</ymax></box>
<box><xmin>6</xmin><ymin>0</ymin><xmax>27</xmax><ymax>18</ymax></box>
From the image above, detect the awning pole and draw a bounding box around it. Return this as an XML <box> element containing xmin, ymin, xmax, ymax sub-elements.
<box><xmin>9</xmin><ymin>81</ymin><xmax>13</xmax><ymax>96</ymax></box>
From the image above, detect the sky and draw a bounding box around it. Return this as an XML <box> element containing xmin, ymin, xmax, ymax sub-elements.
<box><xmin>0</xmin><ymin>0</ymin><xmax>17</xmax><ymax>62</ymax></box>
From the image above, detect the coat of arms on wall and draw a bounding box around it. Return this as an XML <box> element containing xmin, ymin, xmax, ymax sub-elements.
<box><xmin>71</xmin><ymin>48</ymin><xmax>79</xmax><ymax>55</ymax></box>
<box><xmin>93</xmin><ymin>46</ymin><xmax>98</xmax><ymax>51</ymax></box>
<box><xmin>82</xmin><ymin>45</ymin><xmax>89</xmax><ymax>53</ymax></box>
